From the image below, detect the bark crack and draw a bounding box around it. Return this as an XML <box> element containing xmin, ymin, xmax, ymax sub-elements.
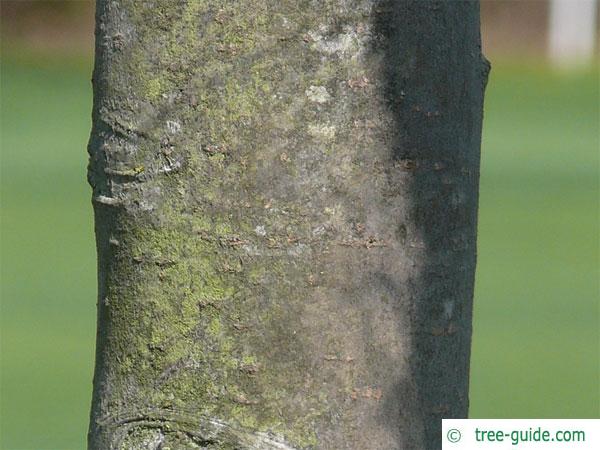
<box><xmin>96</xmin><ymin>410</ymin><xmax>298</xmax><ymax>450</ymax></box>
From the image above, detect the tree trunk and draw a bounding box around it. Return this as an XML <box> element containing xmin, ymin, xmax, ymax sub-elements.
<box><xmin>87</xmin><ymin>1</ymin><xmax>489</xmax><ymax>449</ymax></box>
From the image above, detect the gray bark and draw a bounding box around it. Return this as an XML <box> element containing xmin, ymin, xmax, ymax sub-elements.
<box><xmin>87</xmin><ymin>1</ymin><xmax>489</xmax><ymax>449</ymax></box>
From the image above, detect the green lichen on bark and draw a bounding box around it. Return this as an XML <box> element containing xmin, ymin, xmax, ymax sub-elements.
<box><xmin>88</xmin><ymin>1</ymin><xmax>488</xmax><ymax>449</ymax></box>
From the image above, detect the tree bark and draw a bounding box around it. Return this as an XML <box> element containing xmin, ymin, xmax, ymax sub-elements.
<box><xmin>87</xmin><ymin>1</ymin><xmax>489</xmax><ymax>449</ymax></box>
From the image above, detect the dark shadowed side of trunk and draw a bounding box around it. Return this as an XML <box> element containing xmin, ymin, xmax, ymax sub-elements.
<box><xmin>87</xmin><ymin>1</ymin><xmax>489</xmax><ymax>448</ymax></box>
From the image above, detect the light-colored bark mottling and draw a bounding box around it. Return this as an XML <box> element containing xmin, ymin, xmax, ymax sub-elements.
<box><xmin>88</xmin><ymin>1</ymin><xmax>489</xmax><ymax>448</ymax></box>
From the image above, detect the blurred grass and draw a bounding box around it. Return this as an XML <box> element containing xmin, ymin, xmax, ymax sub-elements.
<box><xmin>470</xmin><ymin>61</ymin><xmax>599</xmax><ymax>418</ymax></box>
<box><xmin>0</xmin><ymin>53</ymin><xmax>598</xmax><ymax>449</ymax></box>
<box><xmin>1</xmin><ymin>56</ymin><xmax>96</xmax><ymax>450</ymax></box>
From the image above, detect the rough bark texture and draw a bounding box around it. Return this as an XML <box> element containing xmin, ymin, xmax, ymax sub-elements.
<box><xmin>87</xmin><ymin>1</ymin><xmax>489</xmax><ymax>449</ymax></box>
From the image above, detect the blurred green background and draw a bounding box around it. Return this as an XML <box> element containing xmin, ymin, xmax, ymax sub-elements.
<box><xmin>1</xmin><ymin>2</ymin><xmax>598</xmax><ymax>449</ymax></box>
